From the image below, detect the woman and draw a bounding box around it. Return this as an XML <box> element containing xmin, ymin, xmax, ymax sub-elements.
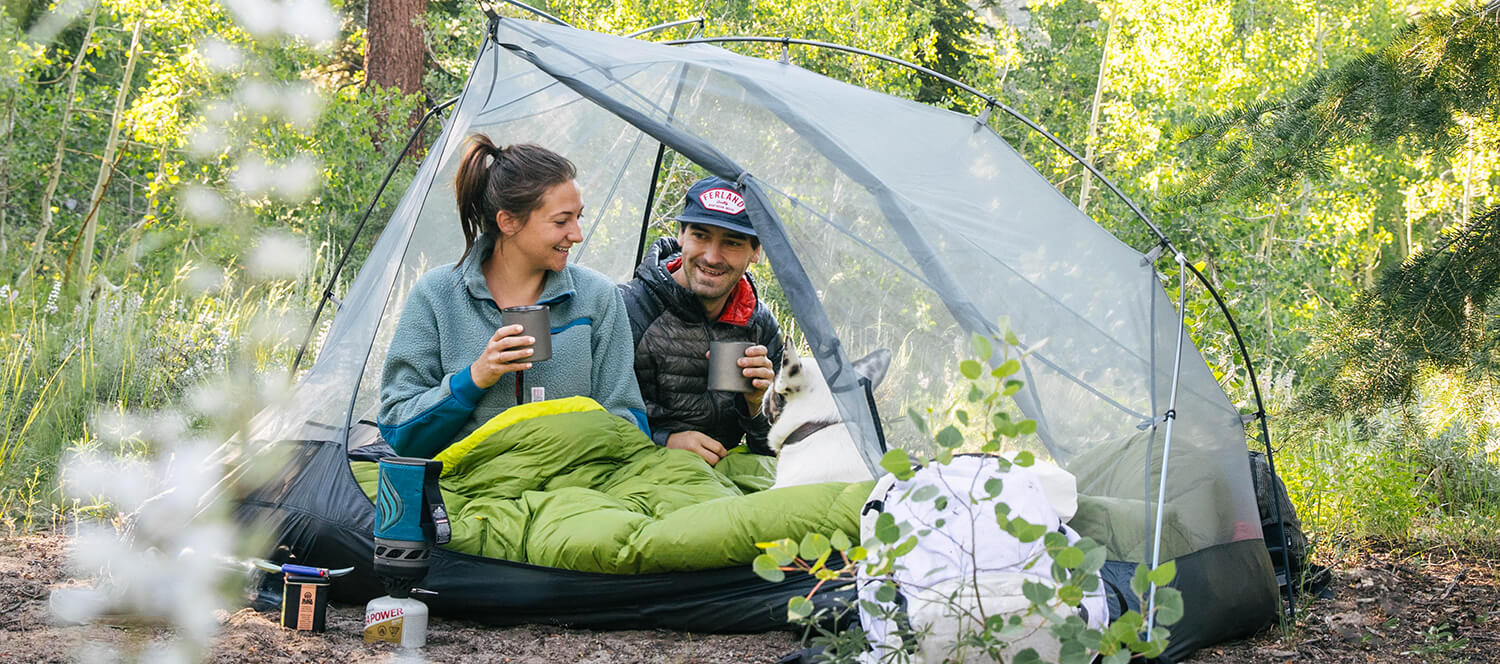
<box><xmin>378</xmin><ymin>136</ymin><xmax>648</xmax><ymax>458</ymax></box>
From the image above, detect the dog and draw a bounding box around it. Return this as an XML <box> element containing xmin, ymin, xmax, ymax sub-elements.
<box><xmin>762</xmin><ymin>346</ymin><xmax>891</xmax><ymax>488</ymax></box>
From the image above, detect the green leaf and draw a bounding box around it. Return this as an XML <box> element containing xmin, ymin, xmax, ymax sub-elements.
<box><xmin>768</xmin><ymin>538</ymin><xmax>797</xmax><ymax>565</ymax></box>
<box><xmin>910</xmin><ymin>484</ymin><xmax>939</xmax><ymax>502</ymax></box>
<box><xmin>1058</xmin><ymin>639</ymin><xmax>1090</xmax><ymax>664</ymax></box>
<box><xmin>936</xmin><ymin>447</ymin><xmax>954</xmax><ymax>464</ymax></box>
<box><xmin>752</xmin><ymin>554</ymin><xmax>784</xmax><ymax>582</ymax></box>
<box><xmin>1043</xmin><ymin>531</ymin><xmax>1069</xmax><ymax>549</ymax></box>
<box><xmin>1055</xmin><ymin>546</ymin><xmax>1085</xmax><ymax>569</ymax></box>
<box><xmin>1021</xmin><ymin>580</ymin><xmax>1054</xmax><ymax>606</ymax></box>
<box><xmin>1002</xmin><ymin>379</ymin><xmax>1023</xmax><ymax>396</ymax></box>
<box><xmin>787</xmin><ymin>595</ymin><xmax>813</xmax><ymax>620</ymax></box>
<box><xmin>1012</xmin><ymin>649</ymin><xmax>1042</xmax><ymax>664</ymax></box>
<box><xmin>960</xmin><ymin>359</ymin><xmax>982</xmax><ymax>380</ymax></box>
<box><xmin>983</xmin><ymin>477</ymin><xmax>1004</xmax><ymax>497</ymax></box>
<box><xmin>879</xmin><ymin>449</ymin><xmax>913</xmax><ymax>479</ymax></box>
<box><xmin>1148</xmin><ymin>560</ymin><xmax>1177</xmax><ymax>587</ymax></box>
<box><xmin>1005</xmin><ymin>329</ymin><xmax>1020</xmax><ymax>346</ymax></box>
<box><xmin>892</xmin><ymin>535</ymin><xmax>919</xmax><ymax>557</ymax></box>
<box><xmin>965</xmin><ymin>384</ymin><xmax>984</xmax><ymax>402</ymax></box>
<box><xmin>1154</xmin><ymin>587</ymin><xmax>1184</xmax><ymax>626</ymax></box>
<box><xmin>971</xmin><ymin>333</ymin><xmax>993</xmax><ymax>361</ymax></box>
<box><xmin>1013</xmin><ymin>450</ymin><xmax>1035</xmax><ymax>467</ymax></box>
<box><xmin>1081</xmin><ymin>539</ymin><xmax>1108</xmax><ymax>573</ymax></box>
<box><xmin>848</xmin><ymin>546</ymin><xmax>867</xmax><ymax>561</ymax></box>
<box><xmin>1057</xmin><ymin>584</ymin><xmax>1084</xmax><ymax>606</ymax></box>
<box><xmin>1010</xmin><ymin>518</ymin><xmax>1046</xmax><ymax>543</ymax></box>
<box><xmin>933</xmin><ymin>496</ymin><xmax>948</xmax><ymax>511</ymax></box>
<box><xmin>993</xmin><ymin>359</ymin><xmax>1020</xmax><ymax>377</ymax></box>
<box><xmin>799</xmin><ymin>533</ymin><xmax>830</xmax><ymax>560</ymax></box>
<box><xmin>955</xmin><ymin>410</ymin><xmax>969</xmax><ymax>425</ymax></box>
<box><xmin>1017</xmin><ymin>420</ymin><xmax>1038</xmax><ymax>435</ymax></box>
<box><xmin>874</xmin><ymin>582</ymin><xmax>897</xmax><ymax>603</ymax></box>
<box><xmin>829</xmin><ymin>530</ymin><xmax>851</xmax><ymax>551</ymax></box>
<box><xmin>1102</xmin><ymin>649</ymin><xmax>1131</xmax><ymax>664</ymax></box>
<box><xmin>1130</xmin><ymin>564</ymin><xmax>1150</xmax><ymax>598</ymax></box>
<box><xmin>874</xmin><ymin>512</ymin><xmax>900</xmax><ymax>544</ymax></box>
<box><xmin>907</xmin><ymin>407</ymin><xmax>928</xmax><ymax>435</ymax></box>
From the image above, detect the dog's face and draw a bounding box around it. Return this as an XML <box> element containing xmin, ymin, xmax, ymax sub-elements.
<box><xmin>763</xmin><ymin>346</ymin><xmax>892</xmax><ymax>424</ymax></box>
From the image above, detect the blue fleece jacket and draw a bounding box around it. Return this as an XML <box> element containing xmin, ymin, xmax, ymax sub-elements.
<box><xmin>377</xmin><ymin>233</ymin><xmax>649</xmax><ymax>457</ymax></box>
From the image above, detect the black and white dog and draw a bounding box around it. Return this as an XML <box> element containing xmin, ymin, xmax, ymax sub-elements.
<box><xmin>762</xmin><ymin>346</ymin><xmax>891</xmax><ymax>488</ymax></box>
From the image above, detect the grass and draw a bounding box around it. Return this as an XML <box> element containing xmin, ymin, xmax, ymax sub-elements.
<box><xmin>0</xmin><ymin>261</ymin><xmax>323</xmax><ymax>533</ymax></box>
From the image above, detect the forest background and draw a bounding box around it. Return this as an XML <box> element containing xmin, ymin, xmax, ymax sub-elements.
<box><xmin>0</xmin><ymin>0</ymin><xmax>1495</xmax><ymax>601</ymax></box>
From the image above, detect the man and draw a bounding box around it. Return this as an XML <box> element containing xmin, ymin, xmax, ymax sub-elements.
<box><xmin>620</xmin><ymin>176</ymin><xmax>784</xmax><ymax>465</ymax></box>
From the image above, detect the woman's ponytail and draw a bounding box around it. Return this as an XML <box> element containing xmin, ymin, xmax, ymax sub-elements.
<box><xmin>452</xmin><ymin>135</ymin><xmax>576</xmax><ymax>267</ymax></box>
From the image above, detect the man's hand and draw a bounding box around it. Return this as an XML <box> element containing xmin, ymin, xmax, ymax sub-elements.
<box><xmin>739</xmin><ymin>345</ymin><xmax>775</xmax><ymax>415</ymax></box>
<box><xmin>666</xmin><ymin>431</ymin><xmax>729</xmax><ymax>466</ymax></box>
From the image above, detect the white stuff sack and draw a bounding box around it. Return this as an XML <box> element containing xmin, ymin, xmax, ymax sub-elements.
<box><xmin>858</xmin><ymin>455</ymin><xmax>1107</xmax><ymax>664</ymax></box>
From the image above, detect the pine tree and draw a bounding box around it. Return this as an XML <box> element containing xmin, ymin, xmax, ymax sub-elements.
<box><xmin>1173</xmin><ymin>2</ymin><xmax>1500</xmax><ymax>415</ymax></box>
<box><xmin>1303</xmin><ymin>204</ymin><xmax>1500</xmax><ymax>414</ymax></box>
<box><xmin>912</xmin><ymin>0</ymin><xmax>986</xmax><ymax>112</ymax></box>
<box><xmin>1173</xmin><ymin>3</ymin><xmax>1499</xmax><ymax>210</ymax></box>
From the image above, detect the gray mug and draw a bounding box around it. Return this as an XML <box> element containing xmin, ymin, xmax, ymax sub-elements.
<box><xmin>707</xmin><ymin>340</ymin><xmax>755</xmax><ymax>392</ymax></box>
<box><xmin>501</xmin><ymin>305</ymin><xmax>552</xmax><ymax>362</ymax></box>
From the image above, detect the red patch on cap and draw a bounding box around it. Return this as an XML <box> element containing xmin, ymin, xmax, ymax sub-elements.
<box><xmin>697</xmin><ymin>188</ymin><xmax>745</xmax><ymax>215</ymax></box>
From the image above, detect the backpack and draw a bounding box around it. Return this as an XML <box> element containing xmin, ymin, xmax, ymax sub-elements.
<box><xmin>857</xmin><ymin>455</ymin><xmax>1107</xmax><ymax>663</ymax></box>
<box><xmin>1248</xmin><ymin>450</ymin><xmax>1327</xmax><ymax>600</ymax></box>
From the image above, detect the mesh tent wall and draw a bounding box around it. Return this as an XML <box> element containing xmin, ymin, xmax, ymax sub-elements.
<box><xmin>233</xmin><ymin>16</ymin><xmax>1278</xmax><ymax>658</ymax></box>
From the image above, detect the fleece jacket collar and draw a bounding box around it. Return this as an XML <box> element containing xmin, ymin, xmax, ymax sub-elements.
<box><xmin>460</xmin><ymin>232</ymin><xmax>577</xmax><ymax>308</ymax></box>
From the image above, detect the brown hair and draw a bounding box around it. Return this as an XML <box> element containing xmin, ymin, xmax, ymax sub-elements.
<box><xmin>453</xmin><ymin>135</ymin><xmax>577</xmax><ymax>266</ymax></box>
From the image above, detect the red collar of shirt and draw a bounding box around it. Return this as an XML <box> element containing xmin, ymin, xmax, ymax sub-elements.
<box><xmin>666</xmin><ymin>257</ymin><xmax>756</xmax><ymax>326</ymax></box>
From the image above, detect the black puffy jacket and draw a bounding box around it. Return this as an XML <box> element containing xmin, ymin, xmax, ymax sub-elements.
<box><xmin>619</xmin><ymin>237</ymin><xmax>784</xmax><ymax>455</ymax></box>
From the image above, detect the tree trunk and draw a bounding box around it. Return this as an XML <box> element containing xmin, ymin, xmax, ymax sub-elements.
<box><xmin>17</xmin><ymin>1</ymin><xmax>98</xmax><ymax>286</ymax></box>
<box><xmin>75</xmin><ymin>18</ymin><xmax>144</xmax><ymax>290</ymax></box>
<box><xmin>1077</xmin><ymin>12</ymin><xmax>1112</xmax><ymax>214</ymax></box>
<box><xmin>365</xmin><ymin>0</ymin><xmax>427</xmax><ymax>95</ymax></box>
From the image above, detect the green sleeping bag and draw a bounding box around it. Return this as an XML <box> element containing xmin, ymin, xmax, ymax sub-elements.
<box><xmin>353</xmin><ymin>396</ymin><xmax>871</xmax><ymax>574</ymax></box>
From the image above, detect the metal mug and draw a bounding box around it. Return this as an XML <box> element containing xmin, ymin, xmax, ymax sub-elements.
<box><xmin>707</xmin><ymin>340</ymin><xmax>756</xmax><ymax>393</ymax></box>
<box><xmin>500</xmin><ymin>305</ymin><xmax>552</xmax><ymax>362</ymax></box>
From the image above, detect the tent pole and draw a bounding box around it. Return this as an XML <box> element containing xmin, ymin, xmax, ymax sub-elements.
<box><xmin>491</xmin><ymin>0</ymin><xmax>571</xmax><ymax>26</ymax></box>
<box><xmin>634</xmin><ymin>62</ymin><xmax>692</xmax><ymax>269</ymax></box>
<box><xmin>624</xmin><ymin>17</ymin><xmax>703</xmax><ymax>39</ymax></box>
<box><xmin>290</xmin><ymin>95</ymin><xmax>458</xmax><ymax>376</ymax></box>
<box><xmin>1147</xmin><ymin>251</ymin><xmax>1190</xmax><ymax>638</ymax></box>
<box><xmin>634</xmin><ymin>144</ymin><xmax>668</xmax><ymax>267</ymax></box>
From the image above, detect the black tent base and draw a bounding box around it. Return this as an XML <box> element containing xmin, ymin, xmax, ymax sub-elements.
<box><xmin>234</xmin><ymin>438</ymin><xmax>846</xmax><ymax>633</ymax></box>
<box><xmin>235</xmin><ymin>438</ymin><xmax>1276</xmax><ymax>658</ymax></box>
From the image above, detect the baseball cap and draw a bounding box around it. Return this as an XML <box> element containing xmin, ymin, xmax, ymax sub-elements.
<box><xmin>677</xmin><ymin>176</ymin><xmax>756</xmax><ymax>237</ymax></box>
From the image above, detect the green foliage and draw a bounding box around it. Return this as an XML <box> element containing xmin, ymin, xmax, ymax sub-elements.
<box><xmin>1303</xmin><ymin>205</ymin><xmax>1500</xmax><ymax>415</ymax></box>
<box><xmin>1176</xmin><ymin>5</ymin><xmax>1500</xmax><ymax>210</ymax></box>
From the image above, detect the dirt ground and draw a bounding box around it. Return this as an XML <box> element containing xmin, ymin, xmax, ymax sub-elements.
<box><xmin>2</xmin><ymin>532</ymin><xmax>1497</xmax><ymax>663</ymax></box>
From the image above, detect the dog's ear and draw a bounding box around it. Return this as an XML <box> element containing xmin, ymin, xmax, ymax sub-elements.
<box><xmin>852</xmin><ymin>348</ymin><xmax>892</xmax><ymax>391</ymax></box>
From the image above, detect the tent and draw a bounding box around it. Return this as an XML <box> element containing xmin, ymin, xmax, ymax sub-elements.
<box><xmin>233</xmin><ymin>11</ymin><xmax>1282</xmax><ymax>660</ymax></box>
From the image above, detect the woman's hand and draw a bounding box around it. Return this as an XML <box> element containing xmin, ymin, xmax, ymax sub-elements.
<box><xmin>470</xmin><ymin>324</ymin><xmax>535</xmax><ymax>389</ymax></box>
